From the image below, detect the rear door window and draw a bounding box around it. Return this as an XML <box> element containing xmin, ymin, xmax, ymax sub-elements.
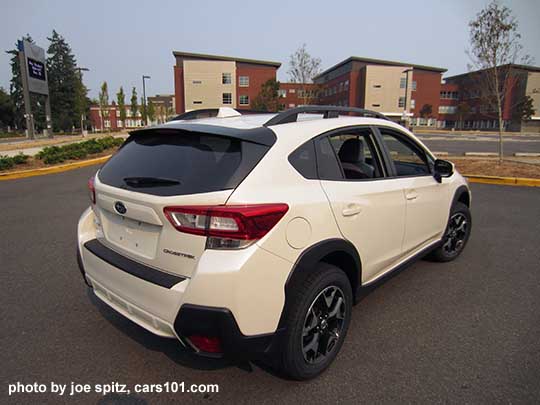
<box><xmin>98</xmin><ymin>130</ymin><xmax>270</xmax><ymax>196</ymax></box>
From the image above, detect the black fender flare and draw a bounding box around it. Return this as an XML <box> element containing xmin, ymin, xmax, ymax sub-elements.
<box><xmin>277</xmin><ymin>238</ymin><xmax>362</xmax><ymax>330</ymax></box>
<box><xmin>452</xmin><ymin>185</ymin><xmax>471</xmax><ymax>208</ymax></box>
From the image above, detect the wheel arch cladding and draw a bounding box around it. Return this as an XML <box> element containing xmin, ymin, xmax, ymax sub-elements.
<box><xmin>453</xmin><ymin>185</ymin><xmax>471</xmax><ymax>207</ymax></box>
<box><xmin>278</xmin><ymin>238</ymin><xmax>362</xmax><ymax>329</ymax></box>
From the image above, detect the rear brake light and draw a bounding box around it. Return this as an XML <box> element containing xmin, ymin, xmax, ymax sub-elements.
<box><xmin>163</xmin><ymin>204</ymin><xmax>289</xmax><ymax>248</ymax></box>
<box><xmin>88</xmin><ymin>175</ymin><xmax>96</xmax><ymax>204</ymax></box>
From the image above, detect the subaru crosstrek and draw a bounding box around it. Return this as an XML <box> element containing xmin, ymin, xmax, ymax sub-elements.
<box><xmin>77</xmin><ymin>106</ymin><xmax>472</xmax><ymax>379</ymax></box>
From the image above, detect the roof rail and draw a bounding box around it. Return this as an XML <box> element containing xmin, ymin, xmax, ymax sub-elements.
<box><xmin>263</xmin><ymin>105</ymin><xmax>389</xmax><ymax>127</ymax></box>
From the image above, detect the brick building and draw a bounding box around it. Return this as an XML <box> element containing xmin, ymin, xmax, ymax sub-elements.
<box><xmin>313</xmin><ymin>56</ymin><xmax>447</xmax><ymax>125</ymax></box>
<box><xmin>437</xmin><ymin>64</ymin><xmax>540</xmax><ymax>132</ymax></box>
<box><xmin>172</xmin><ymin>51</ymin><xmax>281</xmax><ymax>113</ymax></box>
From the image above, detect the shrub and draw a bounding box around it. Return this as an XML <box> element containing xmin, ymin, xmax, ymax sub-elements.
<box><xmin>0</xmin><ymin>153</ymin><xmax>30</xmax><ymax>171</ymax></box>
<box><xmin>36</xmin><ymin>136</ymin><xmax>124</xmax><ymax>165</ymax></box>
<box><xmin>0</xmin><ymin>155</ymin><xmax>14</xmax><ymax>170</ymax></box>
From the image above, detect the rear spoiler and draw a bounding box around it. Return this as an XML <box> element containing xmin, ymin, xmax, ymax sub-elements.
<box><xmin>128</xmin><ymin>123</ymin><xmax>276</xmax><ymax>147</ymax></box>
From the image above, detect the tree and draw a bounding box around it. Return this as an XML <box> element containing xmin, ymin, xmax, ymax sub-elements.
<box><xmin>140</xmin><ymin>97</ymin><xmax>147</xmax><ymax>126</ymax></box>
<box><xmin>288</xmin><ymin>44</ymin><xmax>322</xmax><ymax>105</ymax></box>
<box><xmin>116</xmin><ymin>87</ymin><xmax>126</xmax><ymax>129</ymax></box>
<box><xmin>98</xmin><ymin>82</ymin><xmax>109</xmax><ymax>132</ymax></box>
<box><xmin>252</xmin><ymin>79</ymin><xmax>280</xmax><ymax>112</ymax></box>
<box><xmin>130</xmin><ymin>87</ymin><xmax>138</xmax><ymax>124</ymax></box>
<box><xmin>419</xmin><ymin>104</ymin><xmax>433</xmax><ymax>118</ymax></box>
<box><xmin>512</xmin><ymin>95</ymin><xmax>535</xmax><ymax>124</ymax></box>
<box><xmin>147</xmin><ymin>100</ymin><xmax>155</xmax><ymax>124</ymax></box>
<box><xmin>0</xmin><ymin>87</ymin><xmax>14</xmax><ymax>129</ymax></box>
<box><xmin>47</xmin><ymin>30</ymin><xmax>82</xmax><ymax>132</ymax></box>
<box><xmin>6</xmin><ymin>35</ymin><xmax>46</xmax><ymax>131</ymax></box>
<box><xmin>456</xmin><ymin>102</ymin><xmax>471</xmax><ymax>129</ymax></box>
<box><xmin>468</xmin><ymin>1</ymin><xmax>531</xmax><ymax>162</ymax></box>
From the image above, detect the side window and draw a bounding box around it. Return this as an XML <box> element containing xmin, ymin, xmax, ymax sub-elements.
<box><xmin>327</xmin><ymin>129</ymin><xmax>383</xmax><ymax>180</ymax></box>
<box><xmin>379</xmin><ymin>129</ymin><xmax>431</xmax><ymax>177</ymax></box>
<box><xmin>315</xmin><ymin>137</ymin><xmax>343</xmax><ymax>180</ymax></box>
<box><xmin>288</xmin><ymin>140</ymin><xmax>317</xmax><ymax>179</ymax></box>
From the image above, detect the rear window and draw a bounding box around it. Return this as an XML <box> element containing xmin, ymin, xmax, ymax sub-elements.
<box><xmin>98</xmin><ymin>130</ymin><xmax>270</xmax><ymax>196</ymax></box>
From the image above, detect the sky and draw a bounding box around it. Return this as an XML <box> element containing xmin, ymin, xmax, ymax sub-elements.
<box><xmin>1</xmin><ymin>0</ymin><xmax>539</xmax><ymax>100</ymax></box>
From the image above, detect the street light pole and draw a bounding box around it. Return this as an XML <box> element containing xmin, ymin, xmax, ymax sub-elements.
<box><xmin>76</xmin><ymin>67</ymin><xmax>89</xmax><ymax>134</ymax></box>
<box><xmin>142</xmin><ymin>75</ymin><xmax>151</xmax><ymax>126</ymax></box>
<box><xmin>402</xmin><ymin>68</ymin><xmax>413</xmax><ymax>128</ymax></box>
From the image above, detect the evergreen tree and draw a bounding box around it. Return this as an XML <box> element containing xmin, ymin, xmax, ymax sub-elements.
<box><xmin>140</xmin><ymin>97</ymin><xmax>147</xmax><ymax>125</ymax></box>
<box><xmin>147</xmin><ymin>100</ymin><xmax>155</xmax><ymax>124</ymax></box>
<box><xmin>130</xmin><ymin>88</ymin><xmax>138</xmax><ymax>124</ymax></box>
<box><xmin>116</xmin><ymin>87</ymin><xmax>126</xmax><ymax>129</ymax></box>
<box><xmin>47</xmin><ymin>30</ymin><xmax>82</xmax><ymax>132</ymax></box>
<box><xmin>6</xmin><ymin>35</ymin><xmax>46</xmax><ymax>130</ymax></box>
<box><xmin>0</xmin><ymin>87</ymin><xmax>14</xmax><ymax>129</ymax></box>
<box><xmin>98</xmin><ymin>82</ymin><xmax>109</xmax><ymax>131</ymax></box>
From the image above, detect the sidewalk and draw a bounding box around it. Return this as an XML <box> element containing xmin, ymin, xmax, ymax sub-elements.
<box><xmin>0</xmin><ymin>132</ymin><xmax>128</xmax><ymax>157</ymax></box>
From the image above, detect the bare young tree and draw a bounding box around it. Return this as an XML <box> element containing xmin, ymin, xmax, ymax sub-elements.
<box><xmin>468</xmin><ymin>0</ymin><xmax>531</xmax><ymax>162</ymax></box>
<box><xmin>288</xmin><ymin>44</ymin><xmax>322</xmax><ymax>105</ymax></box>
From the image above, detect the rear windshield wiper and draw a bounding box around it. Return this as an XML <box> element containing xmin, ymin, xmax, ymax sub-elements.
<box><xmin>123</xmin><ymin>176</ymin><xmax>181</xmax><ymax>187</ymax></box>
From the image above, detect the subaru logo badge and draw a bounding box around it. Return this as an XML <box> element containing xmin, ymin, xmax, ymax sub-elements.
<box><xmin>114</xmin><ymin>201</ymin><xmax>127</xmax><ymax>215</ymax></box>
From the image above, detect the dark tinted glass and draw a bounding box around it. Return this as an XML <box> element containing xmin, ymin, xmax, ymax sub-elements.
<box><xmin>288</xmin><ymin>140</ymin><xmax>317</xmax><ymax>179</ymax></box>
<box><xmin>98</xmin><ymin>131</ymin><xmax>269</xmax><ymax>196</ymax></box>
<box><xmin>315</xmin><ymin>137</ymin><xmax>343</xmax><ymax>180</ymax></box>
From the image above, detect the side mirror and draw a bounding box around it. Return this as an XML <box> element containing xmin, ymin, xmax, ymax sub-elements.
<box><xmin>433</xmin><ymin>159</ymin><xmax>454</xmax><ymax>183</ymax></box>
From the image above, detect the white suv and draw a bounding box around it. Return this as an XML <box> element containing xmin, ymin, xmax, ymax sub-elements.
<box><xmin>77</xmin><ymin>106</ymin><xmax>471</xmax><ymax>379</ymax></box>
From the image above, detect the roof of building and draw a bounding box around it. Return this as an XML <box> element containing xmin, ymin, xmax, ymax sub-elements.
<box><xmin>314</xmin><ymin>56</ymin><xmax>447</xmax><ymax>79</ymax></box>
<box><xmin>172</xmin><ymin>51</ymin><xmax>281</xmax><ymax>68</ymax></box>
<box><xmin>444</xmin><ymin>63</ymin><xmax>540</xmax><ymax>80</ymax></box>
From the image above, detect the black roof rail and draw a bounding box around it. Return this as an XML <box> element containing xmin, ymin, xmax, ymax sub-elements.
<box><xmin>263</xmin><ymin>105</ymin><xmax>389</xmax><ymax>127</ymax></box>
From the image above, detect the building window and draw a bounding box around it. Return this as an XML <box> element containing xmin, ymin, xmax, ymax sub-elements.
<box><xmin>438</xmin><ymin>105</ymin><xmax>457</xmax><ymax>114</ymax></box>
<box><xmin>193</xmin><ymin>100</ymin><xmax>202</xmax><ymax>104</ymax></box>
<box><xmin>278</xmin><ymin>89</ymin><xmax>287</xmax><ymax>98</ymax></box>
<box><xmin>398</xmin><ymin>97</ymin><xmax>406</xmax><ymax>108</ymax></box>
<box><xmin>192</xmin><ymin>80</ymin><xmax>202</xmax><ymax>84</ymax></box>
<box><xmin>222</xmin><ymin>93</ymin><xmax>232</xmax><ymax>104</ymax></box>
<box><xmin>344</xmin><ymin>80</ymin><xmax>350</xmax><ymax>90</ymax></box>
<box><xmin>412</xmin><ymin>81</ymin><xmax>417</xmax><ymax>91</ymax></box>
<box><xmin>400</xmin><ymin>77</ymin><xmax>407</xmax><ymax>88</ymax></box>
<box><xmin>339</xmin><ymin>82</ymin><xmax>344</xmax><ymax>92</ymax></box>
<box><xmin>239</xmin><ymin>76</ymin><xmax>249</xmax><ymax>87</ymax></box>
<box><xmin>222</xmin><ymin>73</ymin><xmax>232</xmax><ymax>84</ymax></box>
<box><xmin>289</xmin><ymin>103</ymin><xmax>295</xmax><ymax>108</ymax></box>
<box><xmin>289</xmin><ymin>89</ymin><xmax>296</xmax><ymax>94</ymax></box>
<box><xmin>239</xmin><ymin>95</ymin><xmax>249</xmax><ymax>105</ymax></box>
<box><xmin>411</xmin><ymin>99</ymin><xmax>415</xmax><ymax>109</ymax></box>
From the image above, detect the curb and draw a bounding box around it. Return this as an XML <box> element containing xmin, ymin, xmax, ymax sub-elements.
<box><xmin>464</xmin><ymin>174</ymin><xmax>540</xmax><ymax>187</ymax></box>
<box><xmin>0</xmin><ymin>155</ymin><xmax>111</xmax><ymax>181</ymax></box>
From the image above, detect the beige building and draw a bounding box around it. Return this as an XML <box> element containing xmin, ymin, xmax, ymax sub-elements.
<box><xmin>183</xmin><ymin>60</ymin><xmax>237</xmax><ymax>110</ymax></box>
<box><xmin>363</xmin><ymin>65</ymin><xmax>414</xmax><ymax>119</ymax></box>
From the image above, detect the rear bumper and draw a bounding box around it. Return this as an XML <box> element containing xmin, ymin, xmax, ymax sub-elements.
<box><xmin>76</xmin><ymin>207</ymin><xmax>291</xmax><ymax>359</ymax></box>
<box><xmin>78</xmin><ymin>244</ymin><xmax>282</xmax><ymax>358</ymax></box>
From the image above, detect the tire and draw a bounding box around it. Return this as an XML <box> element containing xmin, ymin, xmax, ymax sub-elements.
<box><xmin>274</xmin><ymin>262</ymin><xmax>353</xmax><ymax>380</ymax></box>
<box><xmin>428</xmin><ymin>201</ymin><xmax>472</xmax><ymax>262</ymax></box>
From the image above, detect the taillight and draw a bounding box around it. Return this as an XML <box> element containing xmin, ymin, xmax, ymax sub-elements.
<box><xmin>163</xmin><ymin>204</ymin><xmax>289</xmax><ymax>249</ymax></box>
<box><xmin>88</xmin><ymin>175</ymin><xmax>96</xmax><ymax>204</ymax></box>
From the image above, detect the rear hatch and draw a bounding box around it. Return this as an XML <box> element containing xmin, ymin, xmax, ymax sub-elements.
<box><xmin>93</xmin><ymin>126</ymin><xmax>273</xmax><ymax>278</ymax></box>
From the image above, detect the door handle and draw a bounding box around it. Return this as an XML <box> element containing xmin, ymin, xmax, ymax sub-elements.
<box><xmin>405</xmin><ymin>189</ymin><xmax>418</xmax><ymax>201</ymax></box>
<box><xmin>342</xmin><ymin>203</ymin><xmax>363</xmax><ymax>217</ymax></box>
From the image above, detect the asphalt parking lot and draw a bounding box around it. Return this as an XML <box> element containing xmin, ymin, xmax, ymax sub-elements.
<box><xmin>1</xmin><ymin>166</ymin><xmax>539</xmax><ymax>404</ymax></box>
